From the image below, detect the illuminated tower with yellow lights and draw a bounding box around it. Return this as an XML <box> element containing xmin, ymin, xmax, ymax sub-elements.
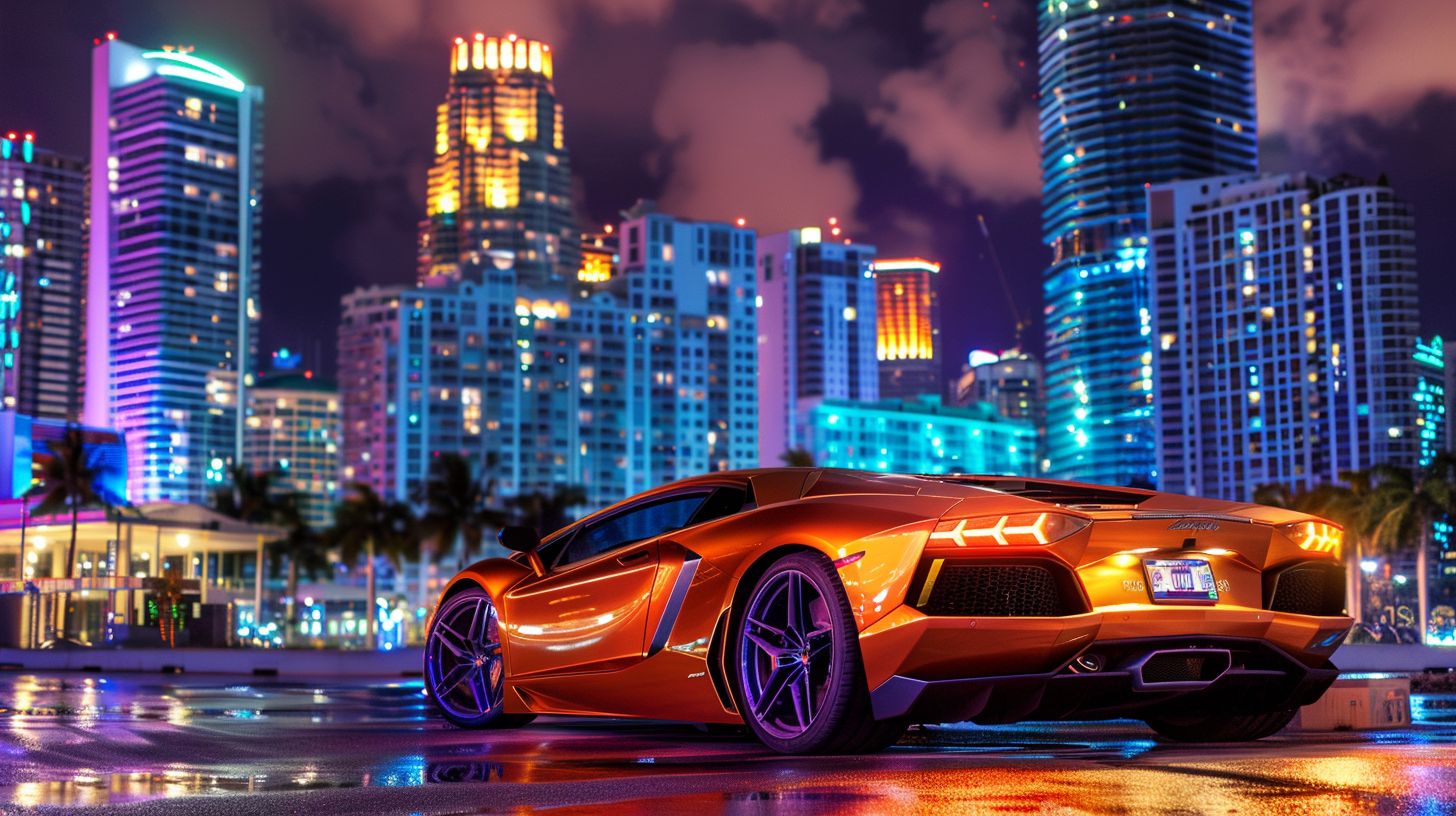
<box><xmin>419</xmin><ymin>34</ymin><xmax>577</xmax><ymax>287</ymax></box>
<box><xmin>875</xmin><ymin>258</ymin><xmax>941</xmax><ymax>400</ymax></box>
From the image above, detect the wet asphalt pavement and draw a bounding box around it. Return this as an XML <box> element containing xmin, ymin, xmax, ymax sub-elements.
<box><xmin>0</xmin><ymin>673</ymin><xmax>1454</xmax><ymax>815</ymax></box>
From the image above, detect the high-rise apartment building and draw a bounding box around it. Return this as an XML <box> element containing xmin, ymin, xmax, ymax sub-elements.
<box><xmin>0</xmin><ymin>132</ymin><xmax>86</xmax><ymax>420</ymax></box>
<box><xmin>87</xmin><ymin>38</ymin><xmax>263</xmax><ymax>503</ymax></box>
<box><xmin>340</xmin><ymin>211</ymin><xmax>757</xmax><ymax>510</ymax></box>
<box><xmin>1149</xmin><ymin>173</ymin><xmax>1422</xmax><ymax>500</ymax></box>
<box><xmin>1039</xmin><ymin>0</ymin><xmax>1256</xmax><ymax>486</ymax></box>
<box><xmin>243</xmin><ymin>373</ymin><xmax>341</xmax><ymax>528</ymax></box>
<box><xmin>418</xmin><ymin>34</ymin><xmax>576</xmax><ymax>287</ymax></box>
<box><xmin>874</xmin><ymin>257</ymin><xmax>941</xmax><ymax>400</ymax></box>
<box><xmin>757</xmin><ymin>227</ymin><xmax>877</xmax><ymax>465</ymax></box>
<box><xmin>616</xmin><ymin>203</ymin><xmax>758</xmax><ymax>491</ymax></box>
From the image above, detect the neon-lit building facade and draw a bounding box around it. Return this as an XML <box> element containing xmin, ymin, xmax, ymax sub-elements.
<box><xmin>243</xmin><ymin>374</ymin><xmax>341</xmax><ymax>529</ymax></box>
<box><xmin>419</xmin><ymin>35</ymin><xmax>577</xmax><ymax>287</ymax></box>
<box><xmin>757</xmin><ymin>227</ymin><xmax>877</xmax><ymax>465</ymax></box>
<box><xmin>1149</xmin><ymin>173</ymin><xmax>1423</xmax><ymax>500</ymax></box>
<box><xmin>1414</xmin><ymin>337</ymin><xmax>1447</xmax><ymax>469</ymax></box>
<box><xmin>875</xmin><ymin>258</ymin><xmax>941</xmax><ymax>400</ymax></box>
<box><xmin>87</xmin><ymin>38</ymin><xmax>263</xmax><ymax>504</ymax></box>
<box><xmin>0</xmin><ymin>132</ymin><xmax>86</xmax><ymax>420</ymax></box>
<box><xmin>1039</xmin><ymin>0</ymin><xmax>1257</xmax><ymax>486</ymax></box>
<box><xmin>807</xmin><ymin>395</ymin><xmax>1037</xmax><ymax>477</ymax></box>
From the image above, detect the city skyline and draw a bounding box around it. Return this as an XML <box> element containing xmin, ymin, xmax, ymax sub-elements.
<box><xmin>3</xmin><ymin>1</ymin><xmax>1454</xmax><ymax>386</ymax></box>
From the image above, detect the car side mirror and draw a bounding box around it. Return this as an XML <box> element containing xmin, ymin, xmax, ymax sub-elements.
<box><xmin>499</xmin><ymin>526</ymin><xmax>546</xmax><ymax>576</ymax></box>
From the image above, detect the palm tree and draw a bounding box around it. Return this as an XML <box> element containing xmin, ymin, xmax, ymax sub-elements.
<box><xmin>212</xmin><ymin>466</ymin><xmax>280</xmax><ymax>524</ymax></box>
<box><xmin>212</xmin><ymin>466</ymin><xmax>294</xmax><ymax>633</ymax></box>
<box><xmin>508</xmin><ymin>486</ymin><xmax>586</xmax><ymax>538</ymax></box>
<box><xmin>780</xmin><ymin>448</ymin><xmax>815</xmax><ymax>468</ymax></box>
<box><xmin>330</xmin><ymin>483</ymin><xmax>415</xmax><ymax>649</ymax></box>
<box><xmin>265</xmin><ymin>495</ymin><xmax>330</xmax><ymax>642</ymax></box>
<box><xmin>1254</xmin><ymin>470</ymin><xmax>1374</xmax><ymax>625</ymax></box>
<box><xmin>415</xmin><ymin>454</ymin><xmax>508</xmax><ymax>616</ymax></box>
<box><xmin>30</xmin><ymin>426</ymin><xmax>110</xmax><ymax>641</ymax></box>
<box><xmin>1362</xmin><ymin>455</ymin><xmax>1456</xmax><ymax>644</ymax></box>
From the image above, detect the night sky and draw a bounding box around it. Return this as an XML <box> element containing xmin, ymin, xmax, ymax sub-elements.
<box><xmin>4</xmin><ymin>0</ymin><xmax>1454</xmax><ymax>381</ymax></box>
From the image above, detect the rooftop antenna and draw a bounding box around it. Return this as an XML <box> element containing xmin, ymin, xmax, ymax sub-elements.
<box><xmin>976</xmin><ymin>213</ymin><xmax>1026</xmax><ymax>348</ymax></box>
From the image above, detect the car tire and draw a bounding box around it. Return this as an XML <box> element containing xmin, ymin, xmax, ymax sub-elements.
<box><xmin>733</xmin><ymin>551</ymin><xmax>907</xmax><ymax>754</ymax></box>
<box><xmin>1143</xmin><ymin>707</ymin><xmax>1297</xmax><ymax>742</ymax></box>
<box><xmin>425</xmin><ymin>586</ymin><xmax>535</xmax><ymax>729</ymax></box>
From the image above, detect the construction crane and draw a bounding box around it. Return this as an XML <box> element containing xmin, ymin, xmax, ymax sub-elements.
<box><xmin>976</xmin><ymin>213</ymin><xmax>1027</xmax><ymax>348</ymax></box>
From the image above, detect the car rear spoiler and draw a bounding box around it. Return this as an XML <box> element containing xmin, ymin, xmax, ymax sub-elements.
<box><xmin>922</xmin><ymin>475</ymin><xmax>1157</xmax><ymax>508</ymax></box>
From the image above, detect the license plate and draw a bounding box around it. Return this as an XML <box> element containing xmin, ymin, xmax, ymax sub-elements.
<box><xmin>1143</xmin><ymin>559</ymin><xmax>1218</xmax><ymax>603</ymax></box>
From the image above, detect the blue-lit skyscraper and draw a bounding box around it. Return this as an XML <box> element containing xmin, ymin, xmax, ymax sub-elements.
<box><xmin>87</xmin><ymin>38</ymin><xmax>263</xmax><ymax>503</ymax></box>
<box><xmin>1039</xmin><ymin>1</ymin><xmax>1257</xmax><ymax>486</ymax></box>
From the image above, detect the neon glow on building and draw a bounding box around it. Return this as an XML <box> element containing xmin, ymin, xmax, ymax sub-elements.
<box><xmin>87</xmin><ymin>39</ymin><xmax>263</xmax><ymax>503</ymax></box>
<box><xmin>420</xmin><ymin>34</ymin><xmax>576</xmax><ymax>287</ymax></box>
<box><xmin>874</xmin><ymin>258</ymin><xmax>941</xmax><ymax>400</ymax></box>
<box><xmin>1039</xmin><ymin>0</ymin><xmax>1257</xmax><ymax>486</ymax></box>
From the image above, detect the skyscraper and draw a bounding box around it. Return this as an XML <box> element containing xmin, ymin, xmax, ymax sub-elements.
<box><xmin>418</xmin><ymin>34</ymin><xmax>576</xmax><ymax>287</ymax></box>
<box><xmin>1039</xmin><ymin>1</ymin><xmax>1256</xmax><ymax>486</ymax></box>
<box><xmin>243</xmin><ymin>373</ymin><xmax>341</xmax><ymax>528</ymax></box>
<box><xmin>757</xmin><ymin>227</ymin><xmax>877</xmax><ymax>465</ymax></box>
<box><xmin>0</xmin><ymin>132</ymin><xmax>86</xmax><ymax>420</ymax></box>
<box><xmin>87</xmin><ymin>38</ymin><xmax>263</xmax><ymax>503</ymax></box>
<box><xmin>874</xmin><ymin>257</ymin><xmax>941</xmax><ymax>400</ymax></box>
<box><xmin>1149</xmin><ymin>173</ymin><xmax>1423</xmax><ymax>500</ymax></box>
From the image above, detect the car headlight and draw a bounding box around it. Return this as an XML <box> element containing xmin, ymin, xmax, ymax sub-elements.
<box><xmin>928</xmin><ymin>512</ymin><xmax>1090</xmax><ymax>547</ymax></box>
<box><xmin>1279</xmin><ymin>520</ymin><xmax>1342</xmax><ymax>556</ymax></box>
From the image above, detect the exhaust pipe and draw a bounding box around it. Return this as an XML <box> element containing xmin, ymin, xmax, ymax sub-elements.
<box><xmin>1129</xmin><ymin>648</ymin><xmax>1231</xmax><ymax>690</ymax></box>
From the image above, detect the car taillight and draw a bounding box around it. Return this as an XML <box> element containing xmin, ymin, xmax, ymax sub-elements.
<box><xmin>1280</xmin><ymin>520</ymin><xmax>1342</xmax><ymax>556</ymax></box>
<box><xmin>928</xmin><ymin>512</ymin><xmax>1090</xmax><ymax>547</ymax></box>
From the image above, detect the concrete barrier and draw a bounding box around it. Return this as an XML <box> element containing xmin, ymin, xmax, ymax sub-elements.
<box><xmin>1333</xmin><ymin>643</ymin><xmax>1456</xmax><ymax>673</ymax></box>
<box><xmin>0</xmin><ymin>646</ymin><xmax>424</xmax><ymax>677</ymax></box>
<box><xmin>1293</xmin><ymin>675</ymin><xmax>1412</xmax><ymax>731</ymax></box>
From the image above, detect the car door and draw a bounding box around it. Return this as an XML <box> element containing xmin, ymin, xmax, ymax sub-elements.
<box><xmin>502</xmin><ymin>490</ymin><xmax>712</xmax><ymax>679</ymax></box>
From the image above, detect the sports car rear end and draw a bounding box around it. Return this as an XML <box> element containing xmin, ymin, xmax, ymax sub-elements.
<box><xmin>856</xmin><ymin>478</ymin><xmax>1350</xmax><ymax>731</ymax></box>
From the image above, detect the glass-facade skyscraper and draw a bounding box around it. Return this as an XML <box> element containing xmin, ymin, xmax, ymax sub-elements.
<box><xmin>418</xmin><ymin>35</ymin><xmax>577</xmax><ymax>287</ymax></box>
<box><xmin>87</xmin><ymin>38</ymin><xmax>263</xmax><ymax>503</ymax></box>
<box><xmin>1039</xmin><ymin>1</ymin><xmax>1256</xmax><ymax>486</ymax></box>
<box><xmin>0</xmin><ymin>132</ymin><xmax>87</xmax><ymax>420</ymax></box>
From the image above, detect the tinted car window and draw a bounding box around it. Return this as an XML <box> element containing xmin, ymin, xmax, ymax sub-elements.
<box><xmin>690</xmin><ymin>487</ymin><xmax>750</xmax><ymax>526</ymax></box>
<box><xmin>556</xmin><ymin>493</ymin><xmax>708</xmax><ymax>567</ymax></box>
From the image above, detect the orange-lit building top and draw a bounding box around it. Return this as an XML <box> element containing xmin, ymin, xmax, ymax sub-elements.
<box><xmin>875</xmin><ymin>258</ymin><xmax>940</xmax><ymax>362</ymax></box>
<box><xmin>420</xmin><ymin>34</ymin><xmax>576</xmax><ymax>286</ymax></box>
<box><xmin>578</xmin><ymin>226</ymin><xmax>616</xmax><ymax>284</ymax></box>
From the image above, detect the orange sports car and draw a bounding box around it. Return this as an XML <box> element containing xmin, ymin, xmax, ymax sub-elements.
<box><xmin>423</xmin><ymin>469</ymin><xmax>1350</xmax><ymax>754</ymax></box>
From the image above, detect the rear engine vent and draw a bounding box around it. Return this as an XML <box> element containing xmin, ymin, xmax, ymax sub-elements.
<box><xmin>1267</xmin><ymin>563</ymin><xmax>1346</xmax><ymax>617</ymax></box>
<box><xmin>922</xmin><ymin>564</ymin><xmax>1073</xmax><ymax>617</ymax></box>
<box><xmin>1137</xmin><ymin>650</ymin><xmax>1230</xmax><ymax>685</ymax></box>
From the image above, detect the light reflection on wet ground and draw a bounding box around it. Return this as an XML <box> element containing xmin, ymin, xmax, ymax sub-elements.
<box><xmin>0</xmin><ymin>672</ymin><xmax>1454</xmax><ymax>814</ymax></box>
